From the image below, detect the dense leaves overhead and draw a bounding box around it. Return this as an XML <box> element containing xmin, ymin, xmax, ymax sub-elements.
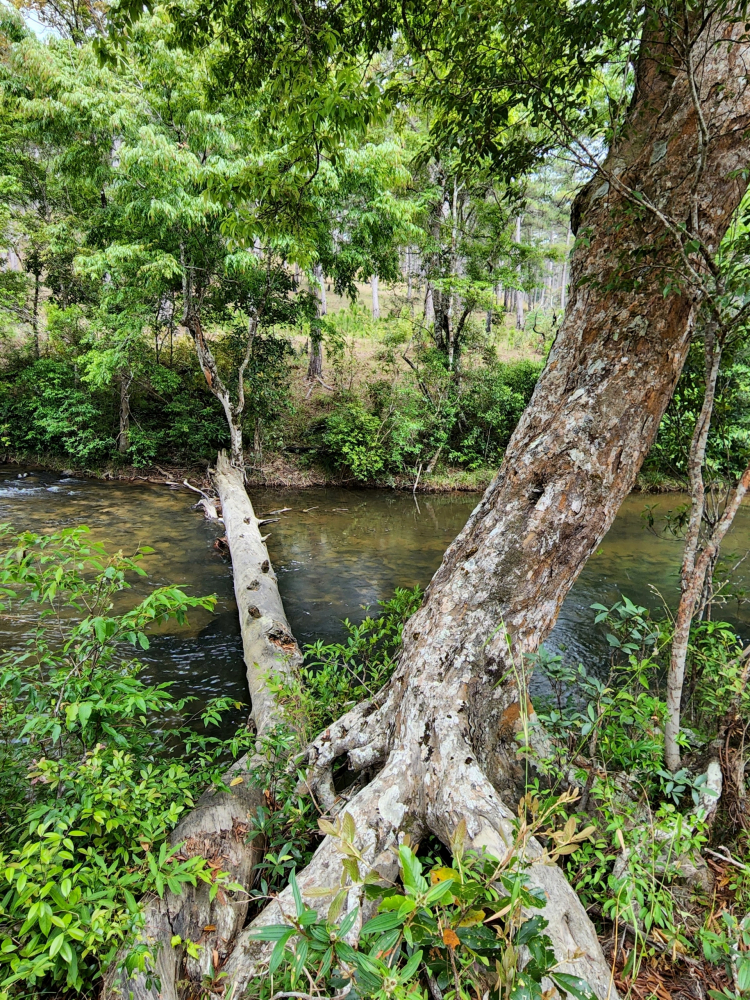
<box><xmin>105</xmin><ymin>0</ymin><xmax>641</xmax><ymax>183</ymax></box>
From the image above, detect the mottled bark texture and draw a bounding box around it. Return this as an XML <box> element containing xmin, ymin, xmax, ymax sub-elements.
<box><xmin>105</xmin><ymin>454</ymin><xmax>301</xmax><ymax>1000</ymax></box>
<box><xmin>217</xmin><ymin>15</ymin><xmax>750</xmax><ymax>999</ymax></box>
<box><xmin>117</xmin><ymin>370</ymin><xmax>131</xmax><ymax>454</ymax></box>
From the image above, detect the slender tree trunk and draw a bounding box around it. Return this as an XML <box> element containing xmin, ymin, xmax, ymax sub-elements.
<box><xmin>117</xmin><ymin>371</ymin><xmax>131</xmax><ymax>454</ymax></box>
<box><xmin>228</xmin><ymin>412</ymin><xmax>244</xmax><ymax>469</ymax></box>
<box><xmin>253</xmin><ymin>417</ymin><xmax>263</xmax><ymax>466</ymax></box>
<box><xmin>665</xmin><ymin>463</ymin><xmax>750</xmax><ymax>770</ymax></box>
<box><xmin>424</xmin><ymin>283</ymin><xmax>434</xmax><ymax>326</ymax></box>
<box><xmin>371</xmin><ymin>274</ymin><xmax>380</xmax><ymax>319</ymax></box>
<box><xmin>31</xmin><ymin>272</ymin><xmax>40</xmax><ymax>359</ymax></box>
<box><xmin>183</xmin><ymin>305</ymin><xmax>246</xmax><ymax>473</ymax></box>
<box><xmin>308</xmin><ymin>263</ymin><xmax>325</xmax><ymax>379</ymax></box>
<box><xmin>514</xmin><ymin>215</ymin><xmax>524</xmax><ymax>329</ymax></box>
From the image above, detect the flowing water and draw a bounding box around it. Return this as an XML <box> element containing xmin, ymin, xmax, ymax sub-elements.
<box><xmin>1</xmin><ymin>465</ymin><xmax>749</xmax><ymax>734</ymax></box>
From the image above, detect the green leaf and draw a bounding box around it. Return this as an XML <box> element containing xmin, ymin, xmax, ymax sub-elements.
<box><xmin>290</xmin><ymin>870</ymin><xmax>303</xmax><ymax>917</ymax></box>
<box><xmin>361</xmin><ymin>911</ymin><xmax>405</xmax><ymax>935</ymax></box>
<box><xmin>270</xmin><ymin>934</ymin><xmax>292</xmax><ymax>974</ymax></box>
<box><xmin>48</xmin><ymin>933</ymin><xmax>66</xmax><ymax>958</ymax></box>
<box><xmin>338</xmin><ymin>906</ymin><xmax>359</xmax><ymax>938</ymax></box>
<box><xmin>398</xmin><ymin>948</ymin><xmax>423</xmax><ymax>983</ymax></box>
<box><xmin>247</xmin><ymin>924</ymin><xmax>295</xmax><ymax>943</ymax></box>
<box><xmin>551</xmin><ymin>973</ymin><xmax>596</xmax><ymax>1000</ymax></box>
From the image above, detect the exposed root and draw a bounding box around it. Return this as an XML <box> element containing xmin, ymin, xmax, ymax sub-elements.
<box><xmin>219</xmin><ymin>727</ymin><xmax>618</xmax><ymax>1000</ymax></box>
<box><xmin>300</xmin><ymin>687</ymin><xmax>397</xmax><ymax>806</ymax></box>
<box><xmin>221</xmin><ymin>760</ymin><xmax>414</xmax><ymax>994</ymax></box>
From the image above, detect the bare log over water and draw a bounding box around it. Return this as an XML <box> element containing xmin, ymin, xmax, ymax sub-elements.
<box><xmin>105</xmin><ymin>451</ymin><xmax>301</xmax><ymax>999</ymax></box>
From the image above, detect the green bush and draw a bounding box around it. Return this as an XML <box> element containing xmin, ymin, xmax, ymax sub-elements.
<box><xmin>0</xmin><ymin>353</ymin><xmax>230</xmax><ymax>468</ymax></box>
<box><xmin>323</xmin><ymin>402</ymin><xmax>388</xmax><ymax>480</ymax></box>
<box><xmin>0</xmin><ymin>359</ymin><xmax>115</xmax><ymax>464</ymax></box>
<box><xmin>320</xmin><ymin>358</ymin><xmax>543</xmax><ymax>481</ymax></box>
<box><xmin>647</xmin><ymin>337</ymin><xmax>750</xmax><ymax>482</ymax></box>
<box><xmin>247</xmin><ymin>801</ymin><xmax>597</xmax><ymax>1000</ymax></box>
<box><xmin>0</xmin><ymin>525</ymin><xmax>253</xmax><ymax>993</ymax></box>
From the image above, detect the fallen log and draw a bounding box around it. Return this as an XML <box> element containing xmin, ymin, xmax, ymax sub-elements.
<box><xmin>106</xmin><ymin>451</ymin><xmax>302</xmax><ymax>999</ymax></box>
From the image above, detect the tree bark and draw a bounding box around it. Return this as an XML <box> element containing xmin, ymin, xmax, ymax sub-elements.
<box><xmin>560</xmin><ymin>228</ymin><xmax>571</xmax><ymax>311</ymax></box>
<box><xmin>514</xmin><ymin>214</ymin><xmax>524</xmax><ymax>330</ymax></box>
<box><xmin>31</xmin><ymin>271</ymin><xmax>40</xmax><ymax>359</ymax></box>
<box><xmin>215</xmin><ymin>14</ymin><xmax>750</xmax><ymax>998</ymax></box>
<box><xmin>424</xmin><ymin>282</ymin><xmax>434</xmax><ymax>326</ymax></box>
<box><xmin>105</xmin><ymin>453</ymin><xmax>302</xmax><ymax>1000</ymax></box>
<box><xmin>371</xmin><ymin>274</ymin><xmax>380</xmax><ymax>319</ymax></box>
<box><xmin>308</xmin><ymin>263</ymin><xmax>325</xmax><ymax>379</ymax></box>
<box><xmin>183</xmin><ymin>307</ymin><xmax>247</xmax><ymax>472</ymax></box>
<box><xmin>117</xmin><ymin>370</ymin><xmax>131</xmax><ymax>454</ymax></box>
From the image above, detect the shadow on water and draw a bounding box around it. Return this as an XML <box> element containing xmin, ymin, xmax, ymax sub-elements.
<box><xmin>1</xmin><ymin>466</ymin><xmax>749</xmax><ymax>734</ymax></box>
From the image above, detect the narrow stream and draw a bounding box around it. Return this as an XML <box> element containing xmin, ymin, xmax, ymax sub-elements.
<box><xmin>1</xmin><ymin>466</ymin><xmax>749</xmax><ymax>734</ymax></box>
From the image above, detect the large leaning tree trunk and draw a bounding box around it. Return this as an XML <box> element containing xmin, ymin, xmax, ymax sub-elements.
<box><xmin>216</xmin><ymin>13</ymin><xmax>750</xmax><ymax>999</ymax></box>
<box><xmin>106</xmin><ymin>452</ymin><xmax>302</xmax><ymax>1000</ymax></box>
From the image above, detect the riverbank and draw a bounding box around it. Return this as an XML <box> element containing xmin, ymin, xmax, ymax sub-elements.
<box><xmin>1</xmin><ymin>449</ymin><xmax>689</xmax><ymax>494</ymax></box>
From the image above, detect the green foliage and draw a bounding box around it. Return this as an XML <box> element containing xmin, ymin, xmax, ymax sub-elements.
<box><xmin>248</xmin><ymin>798</ymin><xmax>596</xmax><ymax>1000</ymax></box>
<box><xmin>0</xmin><ymin>525</ymin><xmax>254</xmax><ymax>993</ymax></box>
<box><xmin>529</xmin><ymin>599</ymin><xmax>668</xmax><ymax>780</ymax></box>
<box><xmin>320</xmin><ymin>358</ymin><xmax>542</xmax><ymax>482</ymax></box>
<box><xmin>646</xmin><ymin>337</ymin><xmax>750</xmax><ymax>483</ymax></box>
<box><xmin>295</xmin><ymin>587</ymin><xmax>422</xmax><ymax>738</ymax></box>
<box><xmin>701</xmin><ymin>911</ymin><xmax>750</xmax><ymax>998</ymax></box>
<box><xmin>530</xmin><ymin>598</ymin><xmax>745</xmax><ymax>974</ymax></box>
<box><xmin>0</xmin><ymin>358</ymin><xmax>116</xmax><ymax>463</ymax></box>
<box><xmin>323</xmin><ymin>403</ymin><xmax>388</xmax><ymax>481</ymax></box>
<box><xmin>0</xmin><ymin>351</ymin><xmax>230</xmax><ymax>466</ymax></box>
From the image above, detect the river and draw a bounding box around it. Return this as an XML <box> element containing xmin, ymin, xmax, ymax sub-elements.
<box><xmin>1</xmin><ymin>465</ymin><xmax>749</xmax><ymax>734</ymax></box>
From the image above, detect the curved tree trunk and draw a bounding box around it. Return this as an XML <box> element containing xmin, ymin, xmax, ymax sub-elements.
<box><xmin>105</xmin><ymin>452</ymin><xmax>302</xmax><ymax>1000</ymax></box>
<box><xmin>216</xmin><ymin>15</ymin><xmax>750</xmax><ymax>999</ymax></box>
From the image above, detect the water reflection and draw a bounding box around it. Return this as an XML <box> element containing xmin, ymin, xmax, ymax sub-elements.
<box><xmin>1</xmin><ymin>466</ymin><xmax>748</xmax><ymax>728</ymax></box>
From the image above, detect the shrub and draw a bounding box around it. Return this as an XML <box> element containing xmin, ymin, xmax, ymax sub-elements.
<box><xmin>323</xmin><ymin>402</ymin><xmax>387</xmax><ymax>480</ymax></box>
<box><xmin>0</xmin><ymin>526</ymin><xmax>253</xmax><ymax>993</ymax></box>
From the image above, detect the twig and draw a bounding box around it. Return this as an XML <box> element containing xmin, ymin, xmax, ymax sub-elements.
<box><xmin>705</xmin><ymin>847</ymin><xmax>750</xmax><ymax>871</ymax></box>
<box><xmin>413</xmin><ymin>462</ymin><xmax>423</xmax><ymax>496</ymax></box>
<box><xmin>181</xmin><ymin>479</ymin><xmax>215</xmax><ymax>502</ymax></box>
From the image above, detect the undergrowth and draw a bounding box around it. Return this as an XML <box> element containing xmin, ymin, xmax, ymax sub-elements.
<box><xmin>0</xmin><ymin>523</ymin><xmax>747</xmax><ymax>1000</ymax></box>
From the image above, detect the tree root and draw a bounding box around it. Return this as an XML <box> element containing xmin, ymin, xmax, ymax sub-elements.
<box><xmin>219</xmin><ymin>727</ymin><xmax>619</xmax><ymax>1000</ymax></box>
<box><xmin>300</xmin><ymin>686</ymin><xmax>397</xmax><ymax>809</ymax></box>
